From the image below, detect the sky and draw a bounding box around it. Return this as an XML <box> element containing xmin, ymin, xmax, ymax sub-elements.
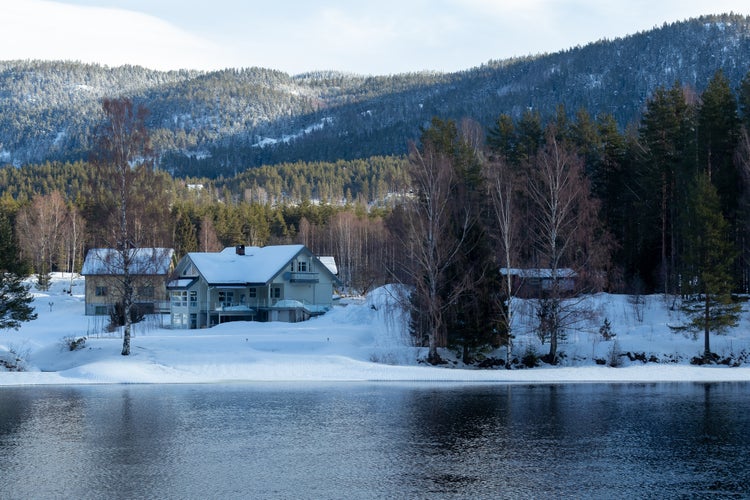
<box><xmin>2</xmin><ymin>0</ymin><xmax>750</xmax><ymax>76</ymax></box>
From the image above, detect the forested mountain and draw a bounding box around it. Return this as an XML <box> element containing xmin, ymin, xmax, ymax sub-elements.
<box><xmin>1</xmin><ymin>14</ymin><xmax>750</xmax><ymax>177</ymax></box>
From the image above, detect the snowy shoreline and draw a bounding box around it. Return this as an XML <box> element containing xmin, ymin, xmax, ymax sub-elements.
<box><xmin>2</xmin><ymin>274</ymin><xmax>750</xmax><ymax>387</ymax></box>
<box><xmin>3</xmin><ymin>365</ymin><xmax>750</xmax><ymax>387</ymax></box>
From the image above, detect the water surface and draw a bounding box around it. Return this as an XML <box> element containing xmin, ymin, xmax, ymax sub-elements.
<box><xmin>0</xmin><ymin>382</ymin><xmax>748</xmax><ymax>498</ymax></box>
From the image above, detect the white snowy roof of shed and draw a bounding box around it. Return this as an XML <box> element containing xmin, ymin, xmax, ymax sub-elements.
<box><xmin>188</xmin><ymin>245</ymin><xmax>306</xmax><ymax>285</ymax></box>
<box><xmin>500</xmin><ymin>268</ymin><xmax>577</xmax><ymax>279</ymax></box>
<box><xmin>81</xmin><ymin>248</ymin><xmax>174</xmax><ymax>275</ymax></box>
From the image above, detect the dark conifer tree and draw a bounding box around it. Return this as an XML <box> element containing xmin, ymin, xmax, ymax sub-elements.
<box><xmin>0</xmin><ymin>272</ymin><xmax>37</xmax><ymax>331</ymax></box>
<box><xmin>637</xmin><ymin>82</ymin><xmax>697</xmax><ymax>293</ymax></box>
<box><xmin>172</xmin><ymin>208</ymin><xmax>198</xmax><ymax>260</ymax></box>
<box><xmin>697</xmin><ymin>69</ymin><xmax>741</xmax><ymax>222</ymax></box>
<box><xmin>680</xmin><ymin>172</ymin><xmax>740</xmax><ymax>358</ymax></box>
<box><xmin>0</xmin><ymin>210</ymin><xmax>28</xmax><ymax>276</ymax></box>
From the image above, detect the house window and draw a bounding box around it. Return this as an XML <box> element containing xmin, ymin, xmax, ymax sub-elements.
<box><xmin>171</xmin><ymin>291</ymin><xmax>187</xmax><ymax>307</ymax></box>
<box><xmin>189</xmin><ymin>290</ymin><xmax>198</xmax><ymax>307</ymax></box>
<box><xmin>271</xmin><ymin>287</ymin><xmax>281</xmax><ymax>299</ymax></box>
<box><xmin>172</xmin><ymin>313</ymin><xmax>187</xmax><ymax>327</ymax></box>
<box><xmin>95</xmin><ymin>286</ymin><xmax>108</xmax><ymax>297</ymax></box>
<box><xmin>248</xmin><ymin>288</ymin><xmax>257</xmax><ymax>299</ymax></box>
<box><xmin>94</xmin><ymin>305</ymin><xmax>109</xmax><ymax>315</ymax></box>
<box><xmin>138</xmin><ymin>285</ymin><xmax>154</xmax><ymax>298</ymax></box>
<box><xmin>218</xmin><ymin>291</ymin><xmax>234</xmax><ymax>307</ymax></box>
<box><xmin>297</xmin><ymin>261</ymin><xmax>307</xmax><ymax>272</ymax></box>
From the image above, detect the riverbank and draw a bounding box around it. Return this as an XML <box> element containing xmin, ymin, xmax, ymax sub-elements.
<box><xmin>2</xmin><ymin>274</ymin><xmax>750</xmax><ymax>385</ymax></box>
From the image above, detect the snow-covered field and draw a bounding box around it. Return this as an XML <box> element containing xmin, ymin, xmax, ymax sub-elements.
<box><xmin>2</xmin><ymin>273</ymin><xmax>750</xmax><ymax>385</ymax></box>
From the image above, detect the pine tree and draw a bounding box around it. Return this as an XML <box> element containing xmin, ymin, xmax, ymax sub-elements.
<box><xmin>0</xmin><ymin>272</ymin><xmax>37</xmax><ymax>331</ymax></box>
<box><xmin>680</xmin><ymin>172</ymin><xmax>740</xmax><ymax>358</ymax></box>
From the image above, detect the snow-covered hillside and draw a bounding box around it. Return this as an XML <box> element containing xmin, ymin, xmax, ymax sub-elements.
<box><xmin>1</xmin><ymin>274</ymin><xmax>750</xmax><ymax>385</ymax></box>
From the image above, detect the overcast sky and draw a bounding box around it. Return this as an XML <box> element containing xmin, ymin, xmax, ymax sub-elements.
<box><xmin>3</xmin><ymin>0</ymin><xmax>749</xmax><ymax>75</ymax></box>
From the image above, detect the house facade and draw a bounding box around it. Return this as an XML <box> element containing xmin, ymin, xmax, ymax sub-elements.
<box><xmin>167</xmin><ymin>244</ymin><xmax>339</xmax><ymax>329</ymax></box>
<box><xmin>81</xmin><ymin>248</ymin><xmax>175</xmax><ymax>316</ymax></box>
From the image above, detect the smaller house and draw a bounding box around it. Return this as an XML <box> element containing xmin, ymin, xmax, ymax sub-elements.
<box><xmin>500</xmin><ymin>268</ymin><xmax>577</xmax><ymax>298</ymax></box>
<box><xmin>81</xmin><ymin>248</ymin><xmax>175</xmax><ymax>316</ymax></box>
<box><xmin>167</xmin><ymin>244</ymin><xmax>339</xmax><ymax>329</ymax></box>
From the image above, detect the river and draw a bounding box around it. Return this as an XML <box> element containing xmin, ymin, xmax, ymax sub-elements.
<box><xmin>1</xmin><ymin>382</ymin><xmax>748</xmax><ymax>499</ymax></box>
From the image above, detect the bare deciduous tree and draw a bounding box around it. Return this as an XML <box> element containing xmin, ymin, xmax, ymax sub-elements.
<box><xmin>395</xmin><ymin>141</ymin><xmax>473</xmax><ymax>364</ymax></box>
<box><xmin>91</xmin><ymin>97</ymin><xmax>152</xmax><ymax>356</ymax></box>
<box><xmin>62</xmin><ymin>205</ymin><xmax>86</xmax><ymax>293</ymax></box>
<box><xmin>16</xmin><ymin>191</ymin><xmax>68</xmax><ymax>289</ymax></box>
<box><xmin>485</xmin><ymin>156</ymin><xmax>523</xmax><ymax>365</ymax></box>
<box><xmin>199</xmin><ymin>215</ymin><xmax>223</xmax><ymax>252</ymax></box>
<box><xmin>526</xmin><ymin>129</ymin><xmax>606</xmax><ymax>363</ymax></box>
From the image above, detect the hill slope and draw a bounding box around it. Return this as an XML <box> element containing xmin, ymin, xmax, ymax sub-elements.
<box><xmin>1</xmin><ymin>14</ymin><xmax>749</xmax><ymax>177</ymax></box>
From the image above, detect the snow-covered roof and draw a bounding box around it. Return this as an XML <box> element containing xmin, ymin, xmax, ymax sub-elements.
<box><xmin>167</xmin><ymin>278</ymin><xmax>196</xmax><ymax>289</ymax></box>
<box><xmin>81</xmin><ymin>248</ymin><xmax>174</xmax><ymax>275</ymax></box>
<box><xmin>187</xmin><ymin>245</ymin><xmax>307</xmax><ymax>285</ymax></box>
<box><xmin>500</xmin><ymin>268</ymin><xmax>577</xmax><ymax>279</ymax></box>
<box><xmin>318</xmin><ymin>256</ymin><xmax>338</xmax><ymax>275</ymax></box>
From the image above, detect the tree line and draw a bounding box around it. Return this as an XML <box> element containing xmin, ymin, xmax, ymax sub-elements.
<box><xmin>395</xmin><ymin>68</ymin><xmax>749</xmax><ymax>365</ymax></box>
<box><xmin>2</xmin><ymin>66</ymin><xmax>750</xmax><ymax>363</ymax></box>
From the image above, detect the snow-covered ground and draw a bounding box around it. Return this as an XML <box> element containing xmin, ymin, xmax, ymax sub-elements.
<box><xmin>2</xmin><ymin>273</ymin><xmax>750</xmax><ymax>385</ymax></box>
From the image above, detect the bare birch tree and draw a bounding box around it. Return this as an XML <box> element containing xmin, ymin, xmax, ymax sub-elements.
<box><xmin>526</xmin><ymin>129</ymin><xmax>606</xmax><ymax>363</ymax></box>
<box><xmin>16</xmin><ymin>191</ymin><xmax>68</xmax><ymax>289</ymax></box>
<box><xmin>91</xmin><ymin>97</ymin><xmax>152</xmax><ymax>356</ymax></box>
<box><xmin>396</xmin><ymin>140</ymin><xmax>472</xmax><ymax>364</ymax></box>
<box><xmin>199</xmin><ymin>215</ymin><xmax>222</xmax><ymax>252</ymax></box>
<box><xmin>63</xmin><ymin>205</ymin><xmax>85</xmax><ymax>293</ymax></box>
<box><xmin>485</xmin><ymin>156</ymin><xmax>523</xmax><ymax>365</ymax></box>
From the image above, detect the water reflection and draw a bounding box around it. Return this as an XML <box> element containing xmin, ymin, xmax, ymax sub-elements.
<box><xmin>0</xmin><ymin>383</ymin><xmax>749</xmax><ymax>498</ymax></box>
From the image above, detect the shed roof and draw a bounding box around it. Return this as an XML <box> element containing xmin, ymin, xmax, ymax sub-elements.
<box><xmin>81</xmin><ymin>248</ymin><xmax>174</xmax><ymax>275</ymax></box>
<box><xmin>500</xmin><ymin>268</ymin><xmax>577</xmax><ymax>279</ymax></box>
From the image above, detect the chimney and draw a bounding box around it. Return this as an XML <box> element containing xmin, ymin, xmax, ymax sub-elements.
<box><xmin>236</xmin><ymin>244</ymin><xmax>245</xmax><ymax>256</ymax></box>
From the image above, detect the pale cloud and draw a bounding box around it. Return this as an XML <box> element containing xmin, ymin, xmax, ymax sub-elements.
<box><xmin>3</xmin><ymin>0</ymin><xmax>750</xmax><ymax>75</ymax></box>
<box><xmin>0</xmin><ymin>0</ymin><xmax>232</xmax><ymax>70</ymax></box>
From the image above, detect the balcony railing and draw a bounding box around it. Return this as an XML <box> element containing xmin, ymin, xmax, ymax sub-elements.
<box><xmin>289</xmin><ymin>272</ymin><xmax>319</xmax><ymax>283</ymax></box>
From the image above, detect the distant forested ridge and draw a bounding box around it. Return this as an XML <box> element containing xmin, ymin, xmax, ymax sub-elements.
<box><xmin>1</xmin><ymin>14</ymin><xmax>750</xmax><ymax>177</ymax></box>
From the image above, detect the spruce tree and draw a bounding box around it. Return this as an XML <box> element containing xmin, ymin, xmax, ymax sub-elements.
<box><xmin>0</xmin><ymin>272</ymin><xmax>37</xmax><ymax>331</ymax></box>
<box><xmin>637</xmin><ymin>82</ymin><xmax>696</xmax><ymax>293</ymax></box>
<box><xmin>681</xmin><ymin>172</ymin><xmax>740</xmax><ymax>358</ymax></box>
<box><xmin>697</xmin><ymin>70</ymin><xmax>740</xmax><ymax>221</ymax></box>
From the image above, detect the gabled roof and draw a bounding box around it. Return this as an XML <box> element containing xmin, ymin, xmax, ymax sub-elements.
<box><xmin>318</xmin><ymin>256</ymin><xmax>338</xmax><ymax>275</ymax></box>
<box><xmin>185</xmin><ymin>245</ymin><xmax>310</xmax><ymax>285</ymax></box>
<box><xmin>81</xmin><ymin>248</ymin><xmax>174</xmax><ymax>275</ymax></box>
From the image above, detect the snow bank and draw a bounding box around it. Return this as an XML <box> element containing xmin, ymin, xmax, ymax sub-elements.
<box><xmin>1</xmin><ymin>274</ymin><xmax>750</xmax><ymax>385</ymax></box>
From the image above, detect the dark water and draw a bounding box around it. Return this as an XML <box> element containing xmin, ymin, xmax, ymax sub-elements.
<box><xmin>0</xmin><ymin>382</ymin><xmax>749</xmax><ymax>499</ymax></box>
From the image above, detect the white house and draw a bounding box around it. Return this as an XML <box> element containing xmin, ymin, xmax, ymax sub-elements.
<box><xmin>167</xmin><ymin>244</ymin><xmax>339</xmax><ymax>329</ymax></box>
